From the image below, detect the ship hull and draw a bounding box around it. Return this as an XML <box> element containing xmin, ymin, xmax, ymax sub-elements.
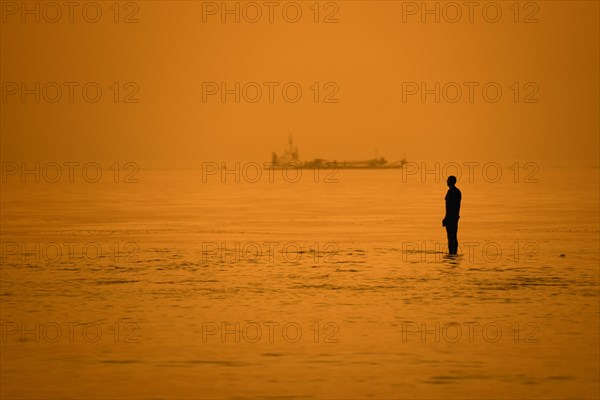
<box><xmin>269</xmin><ymin>163</ymin><xmax>406</xmax><ymax>170</ymax></box>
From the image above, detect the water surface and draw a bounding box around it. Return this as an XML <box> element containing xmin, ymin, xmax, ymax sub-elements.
<box><xmin>1</xmin><ymin>166</ymin><xmax>598</xmax><ymax>399</ymax></box>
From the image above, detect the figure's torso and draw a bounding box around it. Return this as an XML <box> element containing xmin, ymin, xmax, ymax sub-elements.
<box><xmin>445</xmin><ymin>187</ymin><xmax>461</xmax><ymax>221</ymax></box>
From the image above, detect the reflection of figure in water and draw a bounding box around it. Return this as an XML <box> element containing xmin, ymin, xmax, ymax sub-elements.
<box><xmin>442</xmin><ymin>175</ymin><xmax>461</xmax><ymax>255</ymax></box>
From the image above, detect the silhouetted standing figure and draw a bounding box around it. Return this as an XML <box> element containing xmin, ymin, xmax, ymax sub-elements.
<box><xmin>442</xmin><ymin>175</ymin><xmax>461</xmax><ymax>255</ymax></box>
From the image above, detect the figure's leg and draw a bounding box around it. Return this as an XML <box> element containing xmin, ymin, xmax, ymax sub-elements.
<box><xmin>445</xmin><ymin>226</ymin><xmax>452</xmax><ymax>254</ymax></box>
<box><xmin>448</xmin><ymin>223</ymin><xmax>458</xmax><ymax>254</ymax></box>
<box><xmin>453</xmin><ymin>223</ymin><xmax>459</xmax><ymax>254</ymax></box>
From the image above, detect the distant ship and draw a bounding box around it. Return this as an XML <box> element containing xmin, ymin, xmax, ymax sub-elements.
<box><xmin>270</xmin><ymin>136</ymin><xmax>407</xmax><ymax>169</ymax></box>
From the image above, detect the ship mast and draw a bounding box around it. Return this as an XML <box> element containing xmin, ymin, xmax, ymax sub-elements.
<box><xmin>287</xmin><ymin>132</ymin><xmax>299</xmax><ymax>162</ymax></box>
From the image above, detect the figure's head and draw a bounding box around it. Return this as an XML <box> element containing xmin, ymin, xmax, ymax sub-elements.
<box><xmin>447</xmin><ymin>175</ymin><xmax>457</xmax><ymax>187</ymax></box>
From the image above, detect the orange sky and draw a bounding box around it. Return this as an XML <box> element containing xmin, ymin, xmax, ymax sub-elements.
<box><xmin>1</xmin><ymin>1</ymin><xmax>598</xmax><ymax>168</ymax></box>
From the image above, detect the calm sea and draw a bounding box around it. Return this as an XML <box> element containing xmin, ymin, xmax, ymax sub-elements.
<box><xmin>1</xmin><ymin>165</ymin><xmax>599</xmax><ymax>399</ymax></box>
